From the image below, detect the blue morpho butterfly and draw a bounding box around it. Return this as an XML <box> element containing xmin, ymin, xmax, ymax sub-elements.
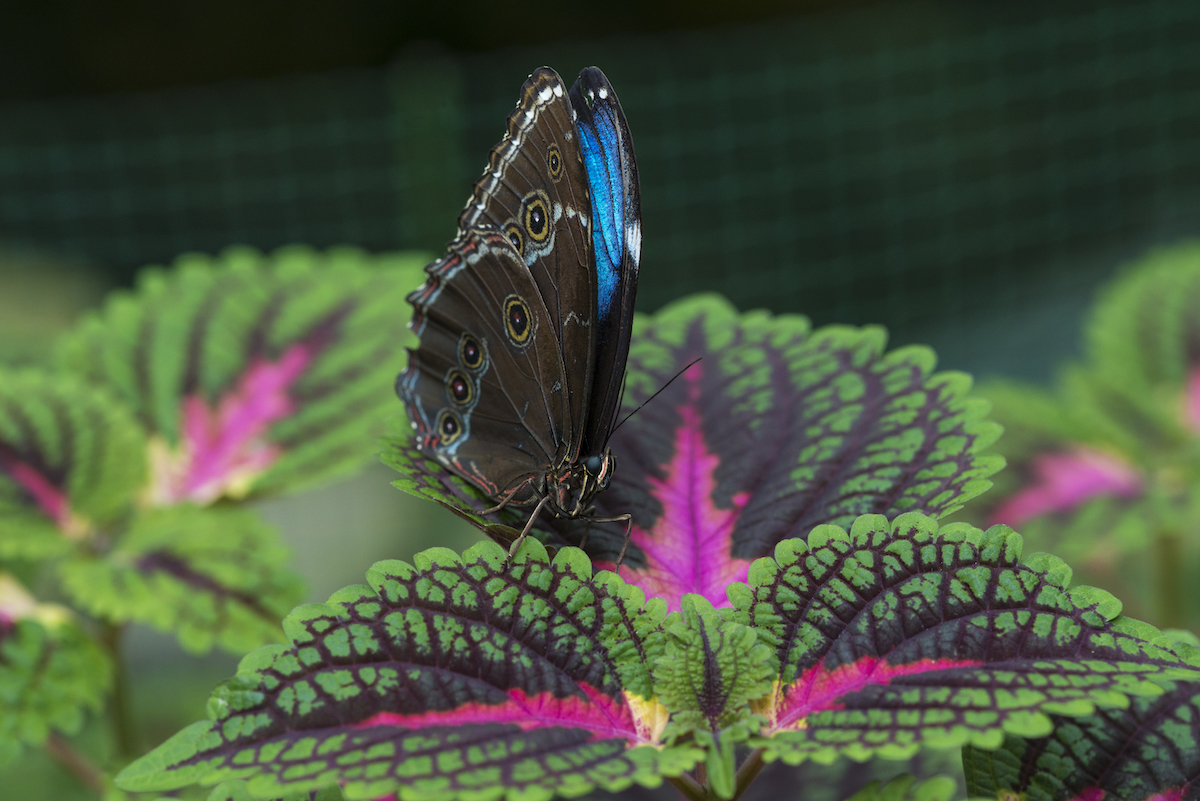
<box><xmin>396</xmin><ymin>66</ymin><xmax>641</xmax><ymax>559</ymax></box>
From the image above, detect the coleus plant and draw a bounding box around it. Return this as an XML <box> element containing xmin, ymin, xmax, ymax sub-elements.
<box><xmin>115</xmin><ymin>295</ymin><xmax>1200</xmax><ymax>801</ymax></box>
<box><xmin>963</xmin><ymin>244</ymin><xmax>1200</xmax><ymax>631</ymax></box>
<box><xmin>0</xmin><ymin>245</ymin><xmax>420</xmax><ymax>789</ymax></box>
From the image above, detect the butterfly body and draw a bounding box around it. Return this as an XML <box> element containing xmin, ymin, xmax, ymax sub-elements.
<box><xmin>397</xmin><ymin>66</ymin><xmax>640</xmax><ymax>542</ymax></box>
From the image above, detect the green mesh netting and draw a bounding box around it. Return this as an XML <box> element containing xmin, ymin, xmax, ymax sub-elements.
<box><xmin>2</xmin><ymin>1</ymin><xmax>1199</xmax><ymax>379</ymax></box>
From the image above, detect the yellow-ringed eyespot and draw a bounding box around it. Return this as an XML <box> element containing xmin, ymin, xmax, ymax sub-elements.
<box><xmin>436</xmin><ymin>409</ymin><xmax>464</xmax><ymax>445</ymax></box>
<box><xmin>503</xmin><ymin>294</ymin><xmax>533</xmax><ymax>346</ymax></box>
<box><xmin>504</xmin><ymin>221</ymin><xmax>524</xmax><ymax>255</ymax></box>
<box><xmin>546</xmin><ymin>145</ymin><xmax>563</xmax><ymax>181</ymax></box>
<box><xmin>445</xmin><ymin>369</ymin><xmax>474</xmax><ymax>407</ymax></box>
<box><xmin>523</xmin><ymin>190</ymin><xmax>551</xmax><ymax>243</ymax></box>
<box><xmin>458</xmin><ymin>333</ymin><xmax>485</xmax><ymax>371</ymax></box>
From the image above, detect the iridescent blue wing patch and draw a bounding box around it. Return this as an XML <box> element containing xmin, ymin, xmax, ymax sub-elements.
<box><xmin>570</xmin><ymin>67</ymin><xmax>641</xmax><ymax>456</ymax></box>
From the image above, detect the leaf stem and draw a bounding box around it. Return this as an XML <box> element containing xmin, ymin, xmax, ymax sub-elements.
<box><xmin>1154</xmin><ymin>527</ymin><xmax>1184</xmax><ymax>629</ymax></box>
<box><xmin>667</xmin><ymin>772</ymin><xmax>708</xmax><ymax>801</ymax></box>
<box><xmin>100</xmin><ymin>621</ymin><xmax>137</xmax><ymax>760</ymax></box>
<box><xmin>44</xmin><ymin>733</ymin><xmax>105</xmax><ymax>796</ymax></box>
<box><xmin>732</xmin><ymin>748</ymin><xmax>766</xmax><ymax>799</ymax></box>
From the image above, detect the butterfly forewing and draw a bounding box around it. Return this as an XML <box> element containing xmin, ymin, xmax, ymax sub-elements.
<box><xmin>569</xmin><ymin>67</ymin><xmax>642</xmax><ymax>457</ymax></box>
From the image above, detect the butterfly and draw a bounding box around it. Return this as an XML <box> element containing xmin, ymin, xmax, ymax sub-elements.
<box><xmin>396</xmin><ymin>66</ymin><xmax>641</xmax><ymax>560</ymax></box>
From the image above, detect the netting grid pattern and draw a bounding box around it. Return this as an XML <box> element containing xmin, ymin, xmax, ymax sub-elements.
<box><xmin>1</xmin><ymin>1</ymin><xmax>1199</xmax><ymax>347</ymax></box>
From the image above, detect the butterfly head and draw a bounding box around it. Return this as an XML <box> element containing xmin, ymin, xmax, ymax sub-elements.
<box><xmin>549</xmin><ymin>450</ymin><xmax>616</xmax><ymax>518</ymax></box>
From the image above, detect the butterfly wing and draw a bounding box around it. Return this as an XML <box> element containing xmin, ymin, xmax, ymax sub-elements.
<box><xmin>457</xmin><ymin>67</ymin><xmax>597</xmax><ymax>457</ymax></box>
<box><xmin>400</xmin><ymin>230</ymin><xmax>572</xmax><ymax>500</ymax></box>
<box><xmin>569</xmin><ymin>67</ymin><xmax>642</xmax><ymax>458</ymax></box>
<box><xmin>397</xmin><ymin>67</ymin><xmax>596</xmax><ymax>502</ymax></box>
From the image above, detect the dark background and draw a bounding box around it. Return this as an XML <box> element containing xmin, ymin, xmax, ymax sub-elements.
<box><xmin>0</xmin><ymin>1</ymin><xmax>875</xmax><ymax>99</ymax></box>
<box><xmin>5</xmin><ymin>0</ymin><xmax>1198</xmax><ymax>382</ymax></box>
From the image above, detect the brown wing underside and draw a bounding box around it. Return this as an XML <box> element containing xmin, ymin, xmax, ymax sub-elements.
<box><xmin>402</xmin><ymin>230</ymin><xmax>571</xmax><ymax>500</ymax></box>
<box><xmin>457</xmin><ymin>67</ymin><xmax>596</xmax><ymax>460</ymax></box>
<box><xmin>398</xmin><ymin>68</ymin><xmax>600</xmax><ymax>502</ymax></box>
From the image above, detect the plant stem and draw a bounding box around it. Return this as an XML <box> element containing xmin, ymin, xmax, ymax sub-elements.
<box><xmin>667</xmin><ymin>772</ymin><xmax>708</xmax><ymax>801</ymax></box>
<box><xmin>732</xmin><ymin>748</ymin><xmax>766</xmax><ymax>800</ymax></box>
<box><xmin>1154</xmin><ymin>528</ymin><xmax>1184</xmax><ymax>629</ymax></box>
<box><xmin>44</xmin><ymin>733</ymin><xmax>105</xmax><ymax>796</ymax></box>
<box><xmin>100</xmin><ymin>621</ymin><xmax>137</xmax><ymax>760</ymax></box>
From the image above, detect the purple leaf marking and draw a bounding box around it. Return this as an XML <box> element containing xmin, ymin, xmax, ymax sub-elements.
<box><xmin>357</xmin><ymin>684</ymin><xmax>646</xmax><ymax>744</ymax></box>
<box><xmin>148</xmin><ymin>343</ymin><xmax>313</xmax><ymax>505</ymax></box>
<box><xmin>770</xmin><ymin>655</ymin><xmax>983</xmax><ymax>732</ymax></box>
<box><xmin>597</xmin><ymin>365</ymin><xmax>753</xmax><ymax>612</ymax></box>
<box><xmin>989</xmin><ymin>447</ymin><xmax>1143</xmax><ymax>527</ymax></box>
<box><xmin>0</xmin><ymin>448</ymin><xmax>84</xmax><ymax>535</ymax></box>
<box><xmin>1145</xmin><ymin>791</ymin><xmax>1184</xmax><ymax>801</ymax></box>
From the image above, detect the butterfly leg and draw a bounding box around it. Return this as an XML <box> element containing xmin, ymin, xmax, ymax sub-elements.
<box><xmin>505</xmin><ymin>494</ymin><xmax>552</xmax><ymax>565</ymax></box>
<box><xmin>481</xmin><ymin>487</ymin><xmax>520</xmax><ymax>516</ymax></box>
<box><xmin>588</xmin><ymin>513</ymin><xmax>633</xmax><ymax>567</ymax></box>
<box><xmin>615</xmin><ymin>514</ymin><xmax>633</xmax><ymax>567</ymax></box>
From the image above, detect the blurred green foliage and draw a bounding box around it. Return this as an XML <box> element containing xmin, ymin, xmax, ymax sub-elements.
<box><xmin>959</xmin><ymin>243</ymin><xmax>1200</xmax><ymax>631</ymax></box>
<box><xmin>0</xmin><ymin>246</ymin><xmax>110</xmax><ymax>367</ymax></box>
<box><xmin>0</xmin><ymin>247</ymin><xmax>481</xmax><ymax>798</ymax></box>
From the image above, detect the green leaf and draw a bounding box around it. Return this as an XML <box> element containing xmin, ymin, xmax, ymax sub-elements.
<box><xmin>589</xmin><ymin>295</ymin><xmax>1003</xmax><ymax>555</ymax></box>
<box><xmin>0</xmin><ymin>581</ymin><xmax>110</xmax><ymax>756</ymax></box>
<box><xmin>205</xmin><ymin>780</ymin><xmax>347</xmax><ymax>801</ymax></box>
<box><xmin>962</xmin><ymin>675</ymin><xmax>1200</xmax><ymax>800</ymax></box>
<box><xmin>116</xmin><ymin>540</ymin><xmax>698</xmax><ymax>800</ymax></box>
<box><xmin>1087</xmin><ymin>241</ymin><xmax>1200</xmax><ymax>397</ymax></box>
<box><xmin>59</xmin><ymin>505</ymin><xmax>304</xmax><ymax>654</ymax></box>
<box><xmin>727</xmin><ymin>512</ymin><xmax>1200</xmax><ymax>764</ymax></box>
<box><xmin>57</xmin><ymin>246</ymin><xmax>424</xmax><ymax>504</ymax></box>
<box><xmin>653</xmin><ymin>596</ymin><xmax>774</xmax><ymax>799</ymax></box>
<box><xmin>691</xmin><ymin>749</ymin><xmax>968</xmax><ymax>801</ymax></box>
<box><xmin>0</xmin><ymin>369</ymin><xmax>146</xmax><ymax>559</ymax></box>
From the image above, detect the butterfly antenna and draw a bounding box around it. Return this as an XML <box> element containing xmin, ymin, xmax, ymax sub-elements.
<box><xmin>612</xmin><ymin>357</ymin><xmax>702</xmax><ymax>434</ymax></box>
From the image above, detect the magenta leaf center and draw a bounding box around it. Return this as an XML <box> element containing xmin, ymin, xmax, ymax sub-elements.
<box><xmin>601</xmin><ymin>365</ymin><xmax>753</xmax><ymax>611</ymax></box>
<box><xmin>149</xmin><ymin>343</ymin><xmax>313</xmax><ymax>505</ymax></box>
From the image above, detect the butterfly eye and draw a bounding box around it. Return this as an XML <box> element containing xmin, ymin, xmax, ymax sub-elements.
<box><xmin>458</xmin><ymin>333</ymin><xmax>485</xmax><ymax>371</ymax></box>
<box><xmin>436</xmin><ymin>410</ymin><xmax>464</xmax><ymax>445</ymax></box>
<box><xmin>523</xmin><ymin>192</ymin><xmax>551</xmax><ymax>243</ymax></box>
<box><xmin>445</xmin><ymin>369</ymin><xmax>474</xmax><ymax>406</ymax></box>
<box><xmin>504</xmin><ymin>222</ymin><xmax>524</xmax><ymax>254</ymax></box>
<box><xmin>546</xmin><ymin>145</ymin><xmax>563</xmax><ymax>181</ymax></box>
<box><xmin>503</xmin><ymin>295</ymin><xmax>533</xmax><ymax>347</ymax></box>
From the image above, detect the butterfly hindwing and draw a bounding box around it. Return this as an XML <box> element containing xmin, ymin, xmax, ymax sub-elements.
<box><xmin>399</xmin><ymin>67</ymin><xmax>597</xmax><ymax>502</ymax></box>
<box><xmin>459</xmin><ymin>67</ymin><xmax>597</xmax><ymax>453</ymax></box>
<box><xmin>401</xmin><ymin>229</ymin><xmax>570</xmax><ymax>500</ymax></box>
